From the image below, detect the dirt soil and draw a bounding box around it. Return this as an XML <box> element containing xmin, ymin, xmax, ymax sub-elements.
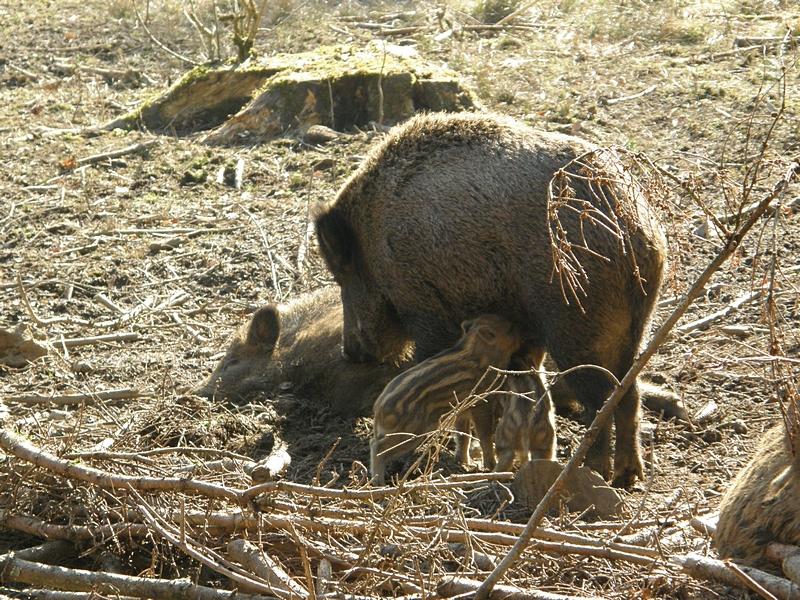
<box><xmin>1</xmin><ymin>0</ymin><xmax>800</xmax><ymax>598</ymax></box>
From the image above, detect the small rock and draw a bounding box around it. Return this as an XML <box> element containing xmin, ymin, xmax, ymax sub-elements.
<box><xmin>694</xmin><ymin>399</ymin><xmax>719</xmax><ymax>425</ymax></box>
<box><xmin>701</xmin><ymin>429</ymin><xmax>724</xmax><ymax>444</ymax></box>
<box><xmin>512</xmin><ymin>459</ymin><xmax>623</xmax><ymax>519</ymax></box>
<box><xmin>313</xmin><ymin>158</ymin><xmax>335</xmax><ymax>171</ymax></box>
<box><xmin>0</xmin><ymin>324</ymin><xmax>47</xmax><ymax>367</ymax></box>
<box><xmin>46</xmin><ymin>410</ymin><xmax>69</xmax><ymax>421</ymax></box>
<box><xmin>305</xmin><ymin>125</ymin><xmax>340</xmax><ymax>145</ymax></box>
<box><xmin>71</xmin><ymin>360</ymin><xmax>93</xmax><ymax>374</ymax></box>
<box><xmin>731</xmin><ymin>419</ymin><xmax>748</xmax><ymax>435</ymax></box>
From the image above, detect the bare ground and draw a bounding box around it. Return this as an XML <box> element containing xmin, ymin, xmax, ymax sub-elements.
<box><xmin>1</xmin><ymin>0</ymin><xmax>800</xmax><ymax>597</ymax></box>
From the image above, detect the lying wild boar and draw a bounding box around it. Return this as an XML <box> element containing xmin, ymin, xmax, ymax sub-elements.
<box><xmin>196</xmin><ymin>287</ymin><xmax>684</xmax><ymax>429</ymax></box>
<box><xmin>715</xmin><ymin>423</ymin><xmax>800</xmax><ymax>570</ymax></box>
<box><xmin>370</xmin><ymin>315</ymin><xmax>522</xmax><ymax>485</ymax></box>
<box><xmin>494</xmin><ymin>355</ymin><xmax>557</xmax><ymax>472</ymax></box>
<box><xmin>316</xmin><ymin>112</ymin><xmax>667</xmax><ymax>487</ymax></box>
<box><xmin>194</xmin><ymin>287</ymin><xmax>413</xmax><ymax>417</ymax></box>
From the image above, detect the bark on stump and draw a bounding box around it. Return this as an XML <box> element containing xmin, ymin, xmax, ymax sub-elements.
<box><xmin>106</xmin><ymin>43</ymin><xmax>476</xmax><ymax>145</ymax></box>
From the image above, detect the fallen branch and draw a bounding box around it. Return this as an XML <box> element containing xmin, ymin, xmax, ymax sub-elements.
<box><xmin>16</xmin><ymin>274</ymin><xmax>90</xmax><ymax>326</ymax></box>
<box><xmin>93</xmin><ymin>293</ymin><xmax>125</xmax><ymax>314</ymax></box>
<box><xmin>726</xmin><ymin>560</ymin><xmax>781</xmax><ymax>600</ymax></box>
<box><xmin>1</xmin><ymin>514</ymin><xmax>149</xmax><ymax>541</ymax></box>
<box><xmin>604</xmin><ymin>85</ymin><xmax>657</xmax><ymax>105</ymax></box>
<box><xmin>227</xmin><ymin>540</ymin><xmax>309</xmax><ymax>598</ymax></box>
<box><xmin>672</xmin><ymin>553</ymin><xmax>799</xmax><ymax>600</ymax></box>
<box><xmin>7</xmin><ymin>61</ymin><xmax>39</xmax><ymax>81</ymax></box>
<box><xmin>93</xmin><ymin>296</ymin><xmax>154</xmax><ymax>328</ymax></box>
<box><xmin>76</xmin><ymin>140</ymin><xmax>159</xmax><ymax>166</ymax></box>
<box><xmin>53</xmin><ymin>332</ymin><xmax>140</xmax><ymax>348</ymax></box>
<box><xmin>52</xmin><ymin>241</ymin><xmax>100</xmax><ymax>256</ymax></box>
<box><xmin>245</xmin><ymin>472</ymin><xmax>514</xmax><ymax>500</ymax></box>
<box><xmin>690</xmin><ymin>514</ymin><xmax>719</xmax><ymax>537</ymax></box>
<box><xmin>494</xmin><ymin>2</ymin><xmax>536</xmax><ymax>26</ymax></box>
<box><xmin>131</xmin><ymin>490</ymin><xmax>286</xmax><ymax>599</ymax></box>
<box><xmin>0</xmin><ymin>429</ymin><xmax>243</xmax><ymax>503</ymax></box>
<box><xmin>676</xmin><ymin>290</ymin><xmax>761</xmax><ymax>334</ymax></box>
<box><xmin>0</xmin><ymin>554</ymin><xmax>277</xmax><ymax>600</ymax></box>
<box><xmin>24</xmin><ymin>592</ymin><xmax>137</xmax><ymax>600</ymax></box>
<box><xmin>734</xmin><ymin>36</ymin><xmax>799</xmax><ymax>47</ymax></box>
<box><xmin>247</xmin><ymin>444</ymin><xmax>292</xmax><ymax>483</ymax></box>
<box><xmin>239</xmin><ymin>204</ymin><xmax>281</xmax><ymax>302</ymax></box>
<box><xmin>251</xmin><ymin>514</ymin><xmax>656</xmax><ymax>565</ymax></box>
<box><xmin>2</xmin><ymin>540</ymin><xmax>77</xmax><ymax>565</ymax></box>
<box><xmin>673</xmin><ymin>44</ymin><xmax>767</xmax><ymax>65</ymax></box>
<box><xmin>6</xmin><ymin>388</ymin><xmax>144</xmax><ymax>405</ymax></box>
<box><xmin>439</xmin><ymin>576</ymin><xmax>596</xmax><ymax>600</ymax></box>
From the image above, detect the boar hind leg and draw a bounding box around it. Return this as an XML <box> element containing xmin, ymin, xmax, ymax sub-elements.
<box><xmin>529</xmin><ymin>399</ymin><xmax>557</xmax><ymax>461</ymax></box>
<box><xmin>453</xmin><ymin>416</ymin><xmax>472</xmax><ymax>465</ymax></box>
<box><xmin>370</xmin><ymin>433</ymin><xmax>420</xmax><ymax>486</ymax></box>
<box><xmin>494</xmin><ymin>429</ymin><xmax>516</xmax><ymax>473</ymax></box>
<box><xmin>471</xmin><ymin>400</ymin><xmax>498</xmax><ymax>470</ymax></box>
<box><xmin>559</xmin><ymin>367</ymin><xmax>616</xmax><ymax>480</ymax></box>
<box><xmin>611</xmin><ymin>384</ymin><xmax>643</xmax><ymax>488</ymax></box>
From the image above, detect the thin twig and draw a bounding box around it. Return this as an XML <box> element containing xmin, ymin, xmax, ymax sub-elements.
<box><xmin>131</xmin><ymin>0</ymin><xmax>201</xmax><ymax>66</ymax></box>
<box><xmin>0</xmin><ymin>429</ymin><xmax>243</xmax><ymax>503</ymax></box>
<box><xmin>239</xmin><ymin>203</ymin><xmax>281</xmax><ymax>301</ymax></box>
<box><xmin>7</xmin><ymin>388</ymin><xmax>144</xmax><ymax>405</ymax></box>
<box><xmin>77</xmin><ymin>140</ymin><xmax>159</xmax><ymax>166</ymax></box>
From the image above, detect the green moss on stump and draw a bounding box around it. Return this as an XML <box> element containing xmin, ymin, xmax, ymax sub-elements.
<box><xmin>107</xmin><ymin>44</ymin><xmax>477</xmax><ymax>144</ymax></box>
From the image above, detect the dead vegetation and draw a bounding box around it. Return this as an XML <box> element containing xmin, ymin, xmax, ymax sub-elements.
<box><xmin>1</xmin><ymin>0</ymin><xmax>800</xmax><ymax>598</ymax></box>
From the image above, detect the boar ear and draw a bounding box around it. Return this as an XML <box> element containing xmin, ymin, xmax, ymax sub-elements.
<box><xmin>247</xmin><ymin>306</ymin><xmax>281</xmax><ymax>351</ymax></box>
<box><xmin>314</xmin><ymin>204</ymin><xmax>355</xmax><ymax>275</ymax></box>
<box><xmin>475</xmin><ymin>326</ymin><xmax>498</xmax><ymax>345</ymax></box>
<box><xmin>461</xmin><ymin>320</ymin><xmax>473</xmax><ymax>335</ymax></box>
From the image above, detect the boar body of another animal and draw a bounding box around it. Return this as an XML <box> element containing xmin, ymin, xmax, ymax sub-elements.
<box><xmin>371</xmin><ymin>315</ymin><xmax>522</xmax><ymax>486</ymax></box>
<box><xmin>195</xmin><ymin>287</ymin><xmax>413</xmax><ymax>417</ymax></box>
<box><xmin>316</xmin><ymin>112</ymin><xmax>667</xmax><ymax>487</ymax></box>
<box><xmin>494</xmin><ymin>356</ymin><xmax>557</xmax><ymax>472</ymax></box>
<box><xmin>715</xmin><ymin>424</ymin><xmax>800</xmax><ymax>570</ymax></box>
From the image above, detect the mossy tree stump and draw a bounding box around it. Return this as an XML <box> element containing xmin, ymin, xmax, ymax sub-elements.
<box><xmin>109</xmin><ymin>43</ymin><xmax>476</xmax><ymax>145</ymax></box>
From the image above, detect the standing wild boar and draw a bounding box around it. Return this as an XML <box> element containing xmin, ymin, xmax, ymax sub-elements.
<box><xmin>316</xmin><ymin>112</ymin><xmax>667</xmax><ymax>487</ymax></box>
<box><xmin>371</xmin><ymin>315</ymin><xmax>522</xmax><ymax>485</ymax></box>
<box><xmin>194</xmin><ymin>287</ymin><xmax>413</xmax><ymax>416</ymax></box>
<box><xmin>715</xmin><ymin>423</ymin><xmax>800</xmax><ymax>570</ymax></box>
<box><xmin>494</xmin><ymin>355</ymin><xmax>557</xmax><ymax>472</ymax></box>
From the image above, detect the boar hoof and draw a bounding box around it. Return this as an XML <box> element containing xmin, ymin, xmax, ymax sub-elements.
<box><xmin>611</xmin><ymin>456</ymin><xmax>644</xmax><ymax>489</ymax></box>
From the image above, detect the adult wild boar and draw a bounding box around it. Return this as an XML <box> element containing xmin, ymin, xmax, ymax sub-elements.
<box><xmin>715</xmin><ymin>423</ymin><xmax>800</xmax><ymax>570</ymax></box>
<box><xmin>315</xmin><ymin>112</ymin><xmax>667</xmax><ymax>487</ymax></box>
<box><xmin>194</xmin><ymin>287</ymin><xmax>413</xmax><ymax>417</ymax></box>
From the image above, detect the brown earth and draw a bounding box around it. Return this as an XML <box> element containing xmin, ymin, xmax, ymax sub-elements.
<box><xmin>1</xmin><ymin>0</ymin><xmax>799</xmax><ymax>598</ymax></box>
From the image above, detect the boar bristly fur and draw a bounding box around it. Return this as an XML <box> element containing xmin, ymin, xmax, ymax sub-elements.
<box><xmin>195</xmin><ymin>287</ymin><xmax>413</xmax><ymax>417</ymax></box>
<box><xmin>371</xmin><ymin>315</ymin><xmax>522</xmax><ymax>486</ymax></box>
<box><xmin>316</xmin><ymin>112</ymin><xmax>667</xmax><ymax>487</ymax></box>
<box><xmin>715</xmin><ymin>424</ymin><xmax>800</xmax><ymax>571</ymax></box>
